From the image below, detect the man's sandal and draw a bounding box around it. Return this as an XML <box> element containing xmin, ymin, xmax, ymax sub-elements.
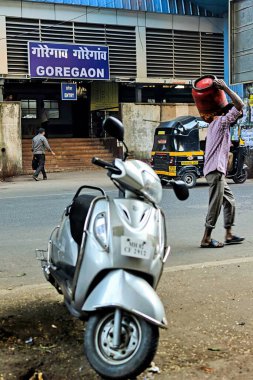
<box><xmin>200</xmin><ymin>239</ymin><xmax>224</xmax><ymax>248</ymax></box>
<box><xmin>225</xmin><ymin>236</ymin><xmax>245</xmax><ymax>245</ymax></box>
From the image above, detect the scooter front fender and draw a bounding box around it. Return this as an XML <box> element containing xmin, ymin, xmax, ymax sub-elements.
<box><xmin>82</xmin><ymin>269</ymin><xmax>167</xmax><ymax>328</ymax></box>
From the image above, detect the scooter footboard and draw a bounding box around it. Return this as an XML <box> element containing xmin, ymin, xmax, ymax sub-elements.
<box><xmin>82</xmin><ymin>269</ymin><xmax>167</xmax><ymax>328</ymax></box>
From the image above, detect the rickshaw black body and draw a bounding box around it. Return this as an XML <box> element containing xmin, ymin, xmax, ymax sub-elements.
<box><xmin>226</xmin><ymin>143</ymin><xmax>248</xmax><ymax>184</ymax></box>
<box><xmin>151</xmin><ymin>116</ymin><xmax>207</xmax><ymax>188</ymax></box>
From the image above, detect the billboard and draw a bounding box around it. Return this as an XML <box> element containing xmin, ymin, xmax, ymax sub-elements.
<box><xmin>28</xmin><ymin>41</ymin><xmax>110</xmax><ymax>80</ymax></box>
<box><xmin>230</xmin><ymin>0</ymin><xmax>253</xmax><ymax>84</ymax></box>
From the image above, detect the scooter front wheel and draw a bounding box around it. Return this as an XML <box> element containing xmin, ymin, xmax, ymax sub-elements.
<box><xmin>84</xmin><ymin>310</ymin><xmax>159</xmax><ymax>379</ymax></box>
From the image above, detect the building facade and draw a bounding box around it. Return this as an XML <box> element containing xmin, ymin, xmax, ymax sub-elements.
<box><xmin>0</xmin><ymin>0</ymin><xmax>224</xmax><ymax>138</ymax></box>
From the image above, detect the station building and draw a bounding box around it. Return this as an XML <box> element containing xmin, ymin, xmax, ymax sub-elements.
<box><xmin>5</xmin><ymin>1</ymin><xmax>251</xmax><ymax>176</ymax></box>
<box><xmin>0</xmin><ymin>0</ymin><xmax>225</xmax><ymax>139</ymax></box>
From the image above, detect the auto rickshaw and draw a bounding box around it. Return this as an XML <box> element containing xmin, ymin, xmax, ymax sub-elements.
<box><xmin>151</xmin><ymin>116</ymin><xmax>249</xmax><ymax>188</ymax></box>
<box><xmin>150</xmin><ymin>115</ymin><xmax>208</xmax><ymax>188</ymax></box>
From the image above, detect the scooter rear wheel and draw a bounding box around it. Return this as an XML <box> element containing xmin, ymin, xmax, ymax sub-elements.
<box><xmin>84</xmin><ymin>310</ymin><xmax>159</xmax><ymax>379</ymax></box>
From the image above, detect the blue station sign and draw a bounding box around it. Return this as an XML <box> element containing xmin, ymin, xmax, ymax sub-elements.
<box><xmin>28</xmin><ymin>41</ymin><xmax>110</xmax><ymax>80</ymax></box>
<box><xmin>61</xmin><ymin>83</ymin><xmax>77</xmax><ymax>101</ymax></box>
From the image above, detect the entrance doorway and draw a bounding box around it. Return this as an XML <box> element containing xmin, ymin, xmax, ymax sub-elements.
<box><xmin>71</xmin><ymin>97</ymin><xmax>90</xmax><ymax>137</ymax></box>
<box><xmin>4</xmin><ymin>81</ymin><xmax>92</xmax><ymax>138</ymax></box>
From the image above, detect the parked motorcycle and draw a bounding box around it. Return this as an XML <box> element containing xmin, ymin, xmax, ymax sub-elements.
<box><xmin>37</xmin><ymin>116</ymin><xmax>189</xmax><ymax>379</ymax></box>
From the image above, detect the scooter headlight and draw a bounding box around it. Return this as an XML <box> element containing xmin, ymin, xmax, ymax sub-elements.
<box><xmin>94</xmin><ymin>213</ymin><xmax>108</xmax><ymax>249</ymax></box>
<box><xmin>141</xmin><ymin>170</ymin><xmax>162</xmax><ymax>204</ymax></box>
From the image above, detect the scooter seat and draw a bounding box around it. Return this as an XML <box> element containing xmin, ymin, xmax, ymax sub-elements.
<box><xmin>69</xmin><ymin>194</ymin><xmax>96</xmax><ymax>246</ymax></box>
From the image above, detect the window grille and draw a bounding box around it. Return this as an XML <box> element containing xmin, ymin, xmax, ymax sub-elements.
<box><xmin>21</xmin><ymin>99</ymin><xmax>37</xmax><ymax>119</ymax></box>
<box><xmin>44</xmin><ymin>100</ymin><xmax>60</xmax><ymax>119</ymax></box>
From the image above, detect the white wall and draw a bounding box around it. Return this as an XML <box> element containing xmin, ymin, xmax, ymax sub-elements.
<box><xmin>122</xmin><ymin>103</ymin><xmax>200</xmax><ymax>159</ymax></box>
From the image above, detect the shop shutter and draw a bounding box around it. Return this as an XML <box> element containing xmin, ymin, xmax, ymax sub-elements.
<box><xmin>6</xmin><ymin>17</ymin><xmax>136</xmax><ymax>78</ymax></box>
<box><xmin>146</xmin><ymin>28</ymin><xmax>224</xmax><ymax>79</ymax></box>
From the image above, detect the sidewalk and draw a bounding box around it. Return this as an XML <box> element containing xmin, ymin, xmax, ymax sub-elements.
<box><xmin>157</xmin><ymin>260</ymin><xmax>253</xmax><ymax>379</ymax></box>
<box><xmin>0</xmin><ymin>170</ymin><xmax>113</xmax><ymax>196</ymax></box>
<box><xmin>0</xmin><ymin>260</ymin><xmax>253</xmax><ymax>380</ymax></box>
<box><xmin>2</xmin><ymin>169</ymin><xmax>252</xmax><ymax>193</ymax></box>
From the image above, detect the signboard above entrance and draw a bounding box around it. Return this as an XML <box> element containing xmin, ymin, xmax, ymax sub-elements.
<box><xmin>61</xmin><ymin>83</ymin><xmax>77</xmax><ymax>101</ymax></box>
<box><xmin>28</xmin><ymin>42</ymin><xmax>110</xmax><ymax>80</ymax></box>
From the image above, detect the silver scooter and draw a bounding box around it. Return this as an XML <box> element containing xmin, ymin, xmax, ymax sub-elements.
<box><xmin>38</xmin><ymin>116</ymin><xmax>189</xmax><ymax>380</ymax></box>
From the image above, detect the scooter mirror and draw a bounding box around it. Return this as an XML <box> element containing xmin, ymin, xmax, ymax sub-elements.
<box><xmin>171</xmin><ymin>180</ymin><xmax>189</xmax><ymax>201</ymax></box>
<box><xmin>103</xmin><ymin>116</ymin><xmax>124</xmax><ymax>142</ymax></box>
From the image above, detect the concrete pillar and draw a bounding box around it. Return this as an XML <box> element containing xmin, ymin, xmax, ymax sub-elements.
<box><xmin>136</xmin><ymin>25</ymin><xmax>147</xmax><ymax>80</ymax></box>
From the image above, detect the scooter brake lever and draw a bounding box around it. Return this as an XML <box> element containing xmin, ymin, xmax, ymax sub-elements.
<box><xmin>65</xmin><ymin>204</ymin><xmax>72</xmax><ymax>216</ymax></box>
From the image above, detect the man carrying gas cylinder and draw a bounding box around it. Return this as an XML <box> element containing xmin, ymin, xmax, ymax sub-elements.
<box><xmin>192</xmin><ymin>77</ymin><xmax>245</xmax><ymax>248</ymax></box>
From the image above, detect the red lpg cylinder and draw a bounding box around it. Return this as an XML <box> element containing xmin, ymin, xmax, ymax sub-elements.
<box><xmin>192</xmin><ymin>75</ymin><xmax>228</xmax><ymax>122</ymax></box>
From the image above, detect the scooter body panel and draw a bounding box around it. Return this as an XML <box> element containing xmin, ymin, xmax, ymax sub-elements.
<box><xmin>73</xmin><ymin>197</ymin><xmax>165</xmax><ymax>310</ymax></box>
<box><xmin>50</xmin><ymin>213</ymin><xmax>79</xmax><ymax>268</ymax></box>
<box><xmin>82</xmin><ymin>269</ymin><xmax>167</xmax><ymax>328</ymax></box>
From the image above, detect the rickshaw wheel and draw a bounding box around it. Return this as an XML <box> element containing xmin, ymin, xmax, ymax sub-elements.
<box><xmin>181</xmin><ymin>172</ymin><xmax>197</xmax><ymax>188</ymax></box>
<box><xmin>232</xmin><ymin>169</ymin><xmax>247</xmax><ymax>184</ymax></box>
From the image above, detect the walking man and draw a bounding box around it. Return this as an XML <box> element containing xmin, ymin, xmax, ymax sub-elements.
<box><xmin>32</xmin><ymin>128</ymin><xmax>55</xmax><ymax>181</ymax></box>
<box><xmin>200</xmin><ymin>79</ymin><xmax>245</xmax><ymax>248</ymax></box>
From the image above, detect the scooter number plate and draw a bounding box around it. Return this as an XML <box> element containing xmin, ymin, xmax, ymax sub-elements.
<box><xmin>121</xmin><ymin>236</ymin><xmax>152</xmax><ymax>260</ymax></box>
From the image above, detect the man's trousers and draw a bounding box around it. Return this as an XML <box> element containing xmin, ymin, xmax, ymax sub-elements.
<box><xmin>205</xmin><ymin>170</ymin><xmax>235</xmax><ymax>229</ymax></box>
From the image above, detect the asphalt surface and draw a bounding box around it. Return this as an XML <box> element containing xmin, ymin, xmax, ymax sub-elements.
<box><xmin>1</xmin><ymin>171</ymin><xmax>253</xmax><ymax>380</ymax></box>
<box><xmin>0</xmin><ymin>171</ymin><xmax>252</xmax><ymax>290</ymax></box>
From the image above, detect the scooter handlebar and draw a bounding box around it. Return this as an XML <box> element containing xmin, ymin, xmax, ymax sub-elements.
<box><xmin>92</xmin><ymin>157</ymin><xmax>122</xmax><ymax>174</ymax></box>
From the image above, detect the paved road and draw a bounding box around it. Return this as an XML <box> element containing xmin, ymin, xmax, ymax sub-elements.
<box><xmin>0</xmin><ymin>172</ymin><xmax>252</xmax><ymax>289</ymax></box>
